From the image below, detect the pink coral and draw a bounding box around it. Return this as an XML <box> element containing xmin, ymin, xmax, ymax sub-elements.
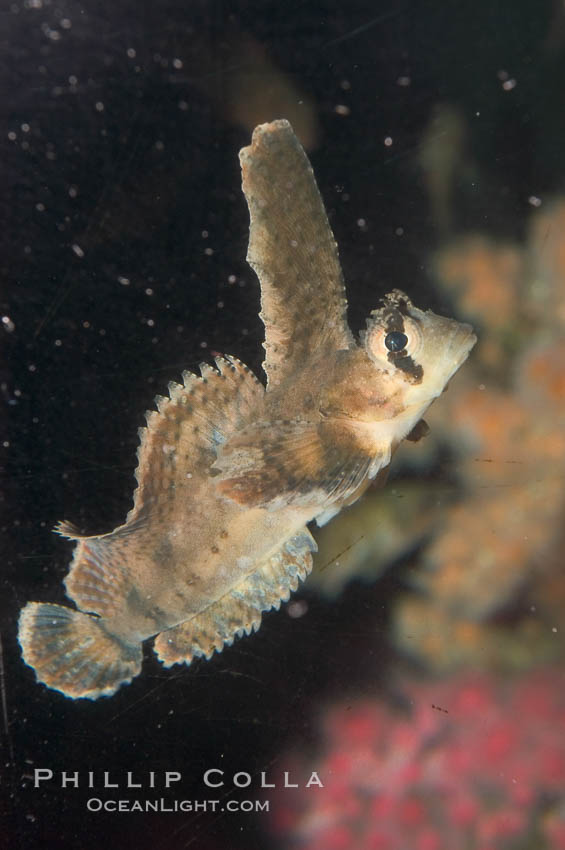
<box><xmin>270</xmin><ymin>671</ymin><xmax>565</xmax><ymax>850</ymax></box>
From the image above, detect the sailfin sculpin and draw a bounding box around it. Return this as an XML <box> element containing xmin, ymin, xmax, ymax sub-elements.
<box><xmin>18</xmin><ymin>121</ymin><xmax>475</xmax><ymax>699</ymax></box>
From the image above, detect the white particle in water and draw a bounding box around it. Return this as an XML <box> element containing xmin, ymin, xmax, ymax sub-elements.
<box><xmin>71</xmin><ymin>244</ymin><xmax>84</xmax><ymax>258</ymax></box>
<box><xmin>118</xmin><ymin>276</ymin><xmax>130</xmax><ymax>286</ymax></box>
<box><xmin>287</xmin><ymin>600</ymin><xmax>308</xmax><ymax>619</ymax></box>
<box><xmin>95</xmin><ymin>101</ymin><xmax>104</xmax><ymax>112</ymax></box>
<box><xmin>528</xmin><ymin>196</ymin><xmax>542</xmax><ymax>207</ymax></box>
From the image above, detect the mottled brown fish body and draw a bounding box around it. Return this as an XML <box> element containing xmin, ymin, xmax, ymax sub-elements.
<box><xmin>87</xmin><ymin>502</ymin><xmax>314</xmax><ymax>645</ymax></box>
<box><xmin>18</xmin><ymin>120</ymin><xmax>475</xmax><ymax>699</ymax></box>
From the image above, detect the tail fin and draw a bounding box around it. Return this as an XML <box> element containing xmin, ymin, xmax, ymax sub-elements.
<box><xmin>18</xmin><ymin>602</ymin><xmax>142</xmax><ymax>700</ymax></box>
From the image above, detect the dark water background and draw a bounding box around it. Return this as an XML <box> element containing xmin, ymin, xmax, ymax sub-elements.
<box><xmin>2</xmin><ymin>1</ymin><xmax>564</xmax><ymax>848</ymax></box>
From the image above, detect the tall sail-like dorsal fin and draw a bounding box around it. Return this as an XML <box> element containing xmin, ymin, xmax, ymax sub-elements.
<box><xmin>240</xmin><ymin>120</ymin><xmax>355</xmax><ymax>389</ymax></box>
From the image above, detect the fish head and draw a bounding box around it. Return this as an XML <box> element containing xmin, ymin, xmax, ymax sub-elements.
<box><xmin>361</xmin><ymin>289</ymin><xmax>476</xmax><ymax>414</ymax></box>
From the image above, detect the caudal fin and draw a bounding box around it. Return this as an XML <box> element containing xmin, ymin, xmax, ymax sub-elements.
<box><xmin>18</xmin><ymin>602</ymin><xmax>142</xmax><ymax>700</ymax></box>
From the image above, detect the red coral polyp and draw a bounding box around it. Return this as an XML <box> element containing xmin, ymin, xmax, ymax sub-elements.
<box><xmin>270</xmin><ymin>671</ymin><xmax>565</xmax><ymax>850</ymax></box>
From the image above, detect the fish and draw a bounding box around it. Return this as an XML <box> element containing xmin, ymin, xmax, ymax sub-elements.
<box><xmin>18</xmin><ymin>120</ymin><xmax>476</xmax><ymax>700</ymax></box>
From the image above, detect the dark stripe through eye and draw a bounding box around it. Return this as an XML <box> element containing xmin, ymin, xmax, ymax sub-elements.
<box><xmin>384</xmin><ymin>331</ymin><xmax>408</xmax><ymax>352</ymax></box>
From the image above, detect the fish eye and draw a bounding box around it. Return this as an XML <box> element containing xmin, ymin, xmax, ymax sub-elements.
<box><xmin>384</xmin><ymin>331</ymin><xmax>408</xmax><ymax>352</ymax></box>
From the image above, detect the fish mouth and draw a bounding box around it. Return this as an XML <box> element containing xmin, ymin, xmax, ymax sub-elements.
<box><xmin>419</xmin><ymin>320</ymin><xmax>477</xmax><ymax>403</ymax></box>
<box><xmin>444</xmin><ymin>322</ymin><xmax>477</xmax><ymax>378</ymax></box>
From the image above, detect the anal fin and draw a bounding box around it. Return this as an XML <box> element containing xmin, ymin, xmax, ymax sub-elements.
<box><xmin>153</xmin><ymin>529</ymin><xmax>316</xmax><ymax>667</ymax></box>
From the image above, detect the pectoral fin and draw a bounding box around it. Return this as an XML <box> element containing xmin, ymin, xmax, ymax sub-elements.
<box><xmin>215</xmin><ymin>419</ymin><xmax>375</xmax><ymax>509</ymax></box>
<box><xmin>405</xmin><ymin>419</ymin><xmax>430</xmax><ymax>443</ymax></box>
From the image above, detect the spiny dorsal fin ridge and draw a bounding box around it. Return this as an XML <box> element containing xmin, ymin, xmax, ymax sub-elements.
<box><xmin>126</xmin><ymin>354</ymin><xmax>264</xmax><ymax>524</ymax></box>
<box><xmin>54</xmin><ymin>520</ymin><xmax>86</xmax><ymax>540</ymax></box>
<box><xmin>153</xmin><ymin>528</ymin><xmax>316</xmax><ymax>667</ymax></box>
